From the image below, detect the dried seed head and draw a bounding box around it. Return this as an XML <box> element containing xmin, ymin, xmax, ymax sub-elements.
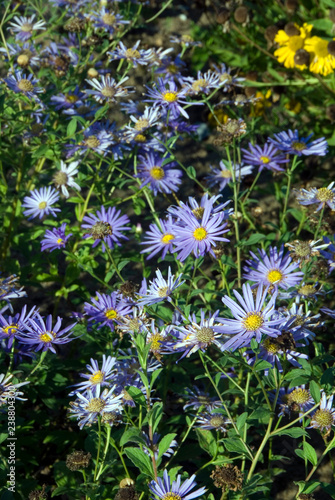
<box><xmin>114</xmin><ymin>485</ymin><xmax>138</xmax><ymax>500</ymax></box>
<box><xmin>328</xmin><ymin>40</ymin><xmax>335</xmax><ymax>56</ymax></box>
<box><xmin>330</xmin><ymin>8</ymin><xmax>335</xmax><ymax>23</ymax></box>
<box><xmin>216</xmin><ymin>9</ymin><xmax>230</xmax><ymax>24</ymax></box>
<box><xmin>284</xmin><ymin>22</ymin><xmax>300</xmax><ymax>36</ymax></box>
<box><xmin>251</xmin><ymin>206</ymin><xmax>263</xmax><ymax>217</ymax></box>
<box><xmin>66</xmin><ymin>451</ymin><xmax>91</xmax><ymax>471</ymax></box>
<box><xmin>245</xmin><ymin>86</ymin><xmax>256</xmax><ymax>98</ymax></box>
<box><xmin>28</xmin><ymin>485</ymin><xmax>47</xmax><ymax>500</ymax></box>
<box><xmin>294</xmin><ymin>49</ymin><xmax>310</xmax><ymax>66</ymax></box>
<box><xmin>119</xmin><ymin>281</ymin><xmax>139</xmax><ymax>299</ymax></box>
<box><xmin>210</xmin><ymin>464</ymin><xmax>243</xmax><ymax>491</ymax></box>
<box><xmin>234</xmin><ymin>6</ymin><xmax>248</xmax><ymax>24</ymax></box>
<box><xmin>64</xmin><ymin>17</ymin><xmax>86</xmax><ymax>32</ymax></box>
<box><xmin>285</xmin><ymin>0</ymin><xmax>298</xmax><ymax>13</ymax></box>
<box><xmin>265</xmin><ymin>25</ymin><xmax>279</xmax><ymax>43</ymax></box>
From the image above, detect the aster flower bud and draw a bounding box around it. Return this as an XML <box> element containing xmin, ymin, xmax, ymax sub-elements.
<box><xmin>17</xmin><ymin>53</ymin><xmax>30</xmax><ymax>67</ymax></box>
<box><xmin>216</xmin><ymin>9</ymin><xmax>230</xmax><ymax>24</ymax></box>
<box><xmin>294</xmin><ymin>49</ymin><xmax>310</xmax><ymax>66</ymax></box>
<box><xmin>87</xmin><ymin>67</ymin><xmax>99</xmax><ymax>79</ymax></box>
<box><xmin>330</xmin><ymin>8</ymin><xmax>335</xmax><ymax>23</ymax></box>
<box><xmin>66</xmin><ymin>450</ymin><xmax>91</xmax><ymax>471</ymax></box>
<box><xmin>284</xmin><ymin>22</ymin><xmax>300</xmax><ymax>36</ymax></box>
<box><xmin>234</xmin><ymin>6</ymin><xmax>249</xmax><ymax>24</ymax></box>
<box><xmin>251</xmin><ymin>206</ymin><xmax>263</xmax><ymax>217</ymax></box>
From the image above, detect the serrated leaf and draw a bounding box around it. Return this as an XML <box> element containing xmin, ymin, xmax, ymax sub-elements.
<box><xmin>124</xmin><ymin>447</ymin><xmax>153</xmax><ymax>477</ymax></box>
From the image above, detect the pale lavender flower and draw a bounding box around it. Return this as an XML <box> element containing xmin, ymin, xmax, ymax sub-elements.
<box><xmin>4</xmin><ymin>70</ymin><xmax>44</xmax><ymax>100</ymax></box>
<box><xmin>183</xmin><ymin>386</ymin><xmax>222</xmax><ymax>411</ymax></box>
<box><xmin>136</xmin><ymin>267</ymin><xmax>185</xmax><ymax>307</ymax></box>
<box><xmin>268</xmin><ymin>129</ymin><xmax>328</xmax><ymax>156</ymax></box>
<box><xmin>22</xmin><ymin>187</ymin><xmax>60</xmax><ymax>220</ymax></box>
<box><xmin>141</xmin><ymin>216</ymin><xmax>176</xmax><ymax>260</ymax></box>
<box><xmin>149</xmin><ymin>469</ymin><xmax>206</xmax><ymax>500</ymax></box>
<box><xmin>241</xmin><ymin>142</ymin><xmax>288</xmax><ymax>172</ymax></box>
<box><xmin>0</xmin><ymin>305</ymin><xmax>37</xmax><ymax>348</ymax></box>
<box><xmin>136</xmin><ymin>153</ymin><xmax>182</xmax><ymax>195</ymax></box>
<box><xmin>85</xmin><ymin>75</ymin><xmax>133</xmax><ymax>104</ymax></box>
<box><xmin>7</xmin><ymin>15</ymin><xmax>46</xmax><ymax>41</ymax></box>
<box><xmin>182</xmin><ymin>70</ymin><xmax>224</xmax><ymax>96</ymax></box>
<box><xmin>53</xmin><ymin>160</ymin><xmax>81</xmax><ymax>197</ymax></box>
<box><xmin>206</xmin><ymin>160</ymin><xmax>253</xmax><ymax>191</ymax></box>
<box><xmin>144</xmin><ymin>77</ymin><xmax>193</xmax><ymax>119</ymax></box>
<box><xmin>108</xmin><ymin>40</ymin><xmax>154</xmax><ymax>67</ymax></box>
<box><xmin>295</xmin><ymin>182</ymin><xmax>335</xmax><ymax>211</ymax></box>
<box><xmin>82</xmin><ymin>206</ymin><xmax>130</xmax><ymax>252</ymax></box>
<box><xmin>0</xmin><ymin>373</ymin><xmax>30</xmax><ymax>406</ymax></box>
<box><xmin>195</xmin><ymin>411</ymin><xmax>229</xmax><ymax>432</ymax></box>
<box><xmin>69</xmin><ymin>355</ymin><xmax>117</xmax><ymax>395</ymax></box>
<box><xmin>88</xmin><ymin>8</ymin><xmax>130</xmax><ymax>34</ymax></box>
<box><xmin>309</xmin><ymin>393</ymin><xmax>335</xmax><ymax>432</ymax></box>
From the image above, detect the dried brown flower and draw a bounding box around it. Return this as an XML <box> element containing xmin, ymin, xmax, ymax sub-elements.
<box><xmin>211</xmin><ymin>464</ymin><xmax>243</xmax><ymax>491</ymax></box>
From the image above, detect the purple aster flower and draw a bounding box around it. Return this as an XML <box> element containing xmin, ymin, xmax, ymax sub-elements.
<box><xmin>149</xmin><ymin>47</ymin><xmax>175</xmax><ymax>68</ymax></box>
<box><xmin>49</xmin><ymin>0</ymin><xmax>89</xmax><ymax>10</ymax></box>
<box><xmin>114</xmin><ymin>348</ymin><xmax>161</xmax><ymax>392</ymax></box>
<box><xmin>41</xmin><ymin>41</ymin><xmax>78</xmax><ymax>72</ymax></box>
<box><xmin>241</xmin><ymin>142</ymin><xmax>288</xmax><ymax>172</ymax></box>
<box><xmin>279</xmin><ymin>282</ymin><xmax>324</xmax><ymax>301</ymax></box>
<box><xmin>50</xmin><ymin>86</ymin><xmax>86</xmax><ymax>111</ymax></box>
<box><xmin>69</xmin><ymin>355</ymin><xmax>117</xmax><ymax>395</ymax></box>
<box><xmin>144</xmin><ymin>77</ymin><xmax>194</xmax><ymax>119</ymax></box>
<box><xmin>85</xmin><ymin>75</ymin><xmax>133</xmax><ymax>104</ymax></box>
<box><xmin>243</xmin><ymin>245</ymin><xmax>304</xmax><ymax>291</ymax></box>
<box><xmin>154</xmin><ymin>54</ymin><xmax>186</xmax><ymax>77</ymax></box>
<box><xmin>278</xmin><ymin>385</ymin><xmax>314</xmax><ymax>418</ymax></box>
<box><xmin>268</xmin><ymin>129</ymin><xmax>328</xmax><ymax>156</ymax></box>
<box><xmin>0</xmin><ymin>305</ymin><xmax>37</xmax><ymax>348</ymax></box>
<box><xmin>17</xmin><ymin>313</ymin><xmax>76</xmax><ymax>353</ymax></box>
<box><xmin>171</xmin><ymin>203</ymin><xmax>230</xmax><ymax>262</ymax></box>
<box><xmin>123</xmin><ymin>106</ymin><xmax>161</xmax><ymax>141</ymax></box>
<box><xmin>146</xmin><ymin>320</ymin><xmax>170</xmax><ymax>357</ymax></box>
<box><xmin>108</xmin><ymin>40</ymin><xmax>154</xmax><ymax>67</ymax></box>
<box><xmin>82</xmin><ymin>205</ymin><xmax>130</xmax><ymax>252</ymax></box>
<box><xmin>22</xmin><ymin>187</ymin><xmax>60</xmax><ymax>220</ymax></box>
<box><xmin>41</xmin><ymin>223</ymin><xmax>72</xmax><ymax>252</ymax></box>
<box><xmin>88</xmin><ymin>8</ymin><xmax>130</xmax><ymax>34</ymax></box>
<box><xmin>320</xmin><ymin>235</ymin><xmax>335</xmax><ymax>273</ymax></box>
<box><xmin>84</xmin><ymin>291</ymin><xmax>132</xmax><ymax>331</ymax></box>
<box><xmin>321</xmin><ymin>307</ymin><xmax>335</xmax><ymax>318</ymax></box>
<box><xmin>69</xmin><ymin>385</ymin><xmax>123</xmax><ymax>429</ymax></box>
<box><xmin>183</xmin><ymin>386</ymin><xmax>222</xmax><ymax>411</ymax></box>
<box><xmin>7</xmin><ymin>15</ymin><xmax>46</xmax><ymax>41</ymax></box>
<box><xmin>141</xmin><ymin>216</ymin><xmax>176</xmax><ymax>260</ymax></box>
<box><xmin>294</xmin><ymin>182</ymin><xmax>335</xmax><ymax>212</ymax></box>
<box><xmin>195</xmin><ymin>411</ymin><xmax>229</xmax><ymax>433</ymax></box>
<box><xmin>66</xmin><ymin>121</ymin><xmax>122</xmax><ymax>158</ymax></box>
<box><xmin>0</xmin><ymin>275</ymin><xmax>26</xmax><ymax>314</ymax></box>
<box><xmin>136</xmin><ymin>267</ymin><xmax>185</xmax><ymax>307</ymax></box>
<box><xmin>0</xmin><ymin>373</ymin><xmax>30</xmax><ymax>406</ymax></box>
<box><xmin>278</xmin><ymin>299</ymin><xmax>321</xmax><ymax>342</ymax></box>
<box><xmin>309</xmin><ymin>393</ymin><xmax>335</xmax><ymax>432</ymax></box>
<box><xmin>206</xmin><ymin>160</ymin><xmax>253</xmax><ymax>191</ymax></box>
<box><xmin>0</xmin><ymin>42</ymin><xmax>39</xmax><ymax>68</ymax></box>
<box><xmin>136</xmin><ymin>153</ymin><xmax>182</xmax><ymax>195</ymax></box>
<box><xmin>182</xmin><ymin>70</ymin><xmax>224</xmax><ymax>96</ymax></box>
<box><xmin>168</xmin><ymin>193</ymin><xmax>232</xmax><ymax>222</ymax></box>
<box><xmin>211</xmin><ymin>63</ymin><xmax>245</xmax><ymax>92</ymax></box>
<box><xmin>142</xmin><ymin>431</ymin><xmax>177</xmax><ymax>460</ymax></box>
<box><xmin>149</xmin><ymin>469</ymin><xmax>206</xmax><ymax>500</ymax></box>
<box><xmin>214</xmin><ymin>284</ymin><xmax>282</xmax><ymax>351</ymax></box>
<box><xmin>167</xmin><ymin>310</ymin><xmax>225</xmax><ymax>359</ymax></box>
<box><xmin>4</xmin><ymin>70</ymin><xmax>44</xmax><ymax>100</ymax></box>
<box><xmin>53</xmin><ymin>160</ymin><xmax>80</xmax><ymax>198</ymax></box>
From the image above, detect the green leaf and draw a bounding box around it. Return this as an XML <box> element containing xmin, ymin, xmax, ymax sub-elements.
<box><xmin>243</xmin><ymin>233</ymin><xmax>266</xmax><ymax>245</ymax></box>
<box><xmin>287</xmin><ymin>208</ymin><xmax>303</xmax><ymax>223</ymax></box>
<box><xmin>124</xmin><ymin>447</ymin><xmax>154</xmax><ymax>477</ymax></box>
<box><xmin>186</xmin><ymin>166</ymin><xmax>196</xmax><ymax>179</ymax></box>
<box><xmin>309</xmin><ymin>381</ymin><xmax>321</xmax><ymax>404</ymax></box>
<box><xmin>253</xmin><ymin>359</ymin><xmax>273</xmax><ymax>372</ymax></box>
<box><xmin>66</xmin><ymin>118</ymin><xmax>77</xmax><ymax>137</ymax></box>
<box><xmin>295</xmin><ymin>442</ymin><xmax>317</xmax><ymax>467</ymax></box>
<box><xmin>236</xmin><ymin>412</ymin><xmax>248</xmax><ymax>433</ymax></box>
<box><xmin>127</xmin><ymin>386</ymin><xmax>146</xmax><ymax>407</ymax></box>
<box><xmin>157</xmin><ymin>433</ymin><xmax>177</xmax><ymax>460</ymax></box>
<box><xmin>150</xmin><ymin>402</ymin><xmax>163</xmax><ymax>434</ymax></box>
<box><xmin>275</xmin><ymin>427</ymin><xmax>309</xmax><ymax>438</ymax></box>
<box><xmin>224</xmin><ymin>437</ymin><xmax>249</xmax><ymax>455</ymax></box>
<box><xmin>195</xmin><ymin>429</ymin><xmax>217</xmax><ymax>458</ymax></box>
<box><xmin>120</xmin><ymin>428</ymin><xmax>146</xmax><ymax>447</ymax></box>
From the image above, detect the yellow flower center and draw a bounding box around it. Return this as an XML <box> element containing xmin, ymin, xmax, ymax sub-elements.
<box><xmin>134</xmin><ymin>134</ymin><xmax>146</xmax><ymax>143</ymax></box>
<box><xmin>210</xmin><ymin>416</ymin><xmax>225</xmax><ymax>428</ymax></box>
<box><xmin>89</xmin><ymin>370</ymin><xmax>104</xmax><ymax>384</ymax></box>
<box><xmin>101</xmin><ymin>86</ymin><xmax>116</xmax><ymax>98</ymax></box>
<box><xmin>66</xmin><ymin>94</ymin><xmax>79</xmax><ymax>103</ymax></box>
<box><xmin>193</xmin><ymin>227</ymin><xmax>207</xmax><ymax>241</ymax></box>
<box><xmin>150</xmin><ymin>166</ymin><xmax>165</xmax><ymax>180</ymax></box>
<box><xmin>161</xmin><ymin>233</ymin><xmax>174</xmax><ymax>244</ymax></box>
<box><xmin>260</xmin><ymin>155</ymin><xmax>270</xmax><ymax>164</ymax></box>
<box><xmin>267</xmin><ymin>269</ymin><xmax>283</xmax><ymax>284</ymax></box>
<box><xmin>288</xmin><ymin>35</ymin><xmax>304</xmax><ymax>52</ymax></box>
<box><xmin>262</xmin><ymin>338</ymin><xmax>280</xmax><ymax>354</ymax></box>
<box><xmin>17</xmin><ymin>79</ymin><xmax>34</xmax><ymax>92</ymax></box>
<box><xmin>196</xmin><ymin>326</ymin><xmax>214</xmax><ymax>344</ymax></box>
<box><xmin>220</xmin><ymin>169</ymin><xmax>232</xmax><ymax>178</ymax></box>
<box><xmin>163</xmin><ymin>494</ymin><xmax>181</xmax><ymax>500</ymax></box>
<box><xmin>163</xmin><ymin>91</ymin><xmax>178</xmax><ymax>103</ymax></box>
<box><xmin>17</xmin><ymin>54</ymin><xmax>30</xmax><ymax>66</ymax></box>
<box><xmin>102</xmin><ymin>13</ymin><xmax>116</xmax><ymax>25</ymax></box>
<box><xmin>288</xmin><ymin>388</ymin><xmax>310</xmax><ymax>405</ymax></box>
<box><xmin>105</xmin><ymin>308</ymin><xmax>117</xmax><ymax>319</ymax></box>
<box><xmin>298</xmin><ymin>284</ymin><xmax>315</xmax><ymax>296</ymax></box>
<box><xmin>85</xmin><ymin>135</ymin><xmax>100</xmax><ymax>148</ymax></box>
<box><xmin>313</xmin><ymin>409</ymin><xmax>334</xmax><ymax>428</ymax></box>
<box><xmin>125</xmin><ymin>48</ymin><xmax>140</xmax><ymax>59</ymax></box>
<box><xmin>313</xmin><ymin>38</ymin><xmax>329</xmax><ymax>58</ymax></box>
<box><xmin>243</xmin><ymin>312</ymin><xmax>264</xmax><ymax>331</ymax></box>
<box><xmin>192</xmin><ymin>79</ymin><xmax>207</xmax><ymax>92</ymax></box>
<box><xmin>86</xmin><ymin>397</ymin><xmax>106</xmax><ymax>413</ymax></box>
<box><xmin>149</xmin><ymin>333</ymin><xmax>163</xmax><ymax>352</ymax></box>
<box><xmin>157</xmin><ymin>286</ymin><xmax>169</xmax><ymax>297</ymax></box>
<box><xmin>2</xmin><ymin>324</ymin><xmax>18</xmax><ymax>335</ymax></box>
<box><xmin>134</xmin><ymin>118</ymin><xmax>149</xmax><ymax>131</ymax></box>
<box><xmin>57</xmin><ymin>238</ymin><xmax>63</xmax><ymax>244</ymax></box>
<box><xmin>40</xmin><ymin>331</ymin><xmax>54</xmax><ymax>343</ymax></box>
<box><xmin>317</xmin><ymin>187</ymin><xmax>334</xmax><ymax>202</ymax></box>
<box><xmin>21</xmin><ymin>22</ymin><xmax>33</xmax><ymax>32</ymax></box>
<box><xmin>181</xmin><ymin>35</ymin><xmax>193</xmax><ymax>43</ymax></box>
<box><xmin>38</xmin><ymin>201</ymin><xmax>47</xmax><ymax>210</ymax></box>
<box><xmin>291</xmin><ymin>141</ymin><xmax>306</xmax><ymax>151</ymax></box>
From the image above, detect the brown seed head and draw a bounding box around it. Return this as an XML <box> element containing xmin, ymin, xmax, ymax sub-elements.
<box><xmin>217</xmin><ymin>9</ymin><xmax>230</xmax><ymax>24</ymax></box>
<box><xmin>210</xmin><ymin>464</ymin><xmax>243</xmax><ymax>491</ymax></box>
<box><xmin>66</xmin><ymin>450</ymin><xmax>91</xmax><ymax>471</ymax></box>
<box><xmin>119</xmin><ymin>281</ymin><xmax>139</xmax><ymax>299</ymax></box>
<box><xmin>114</xmin><ymin>485</ymin><xmax>138</xmax><ymax>500</ymax></box>
<box><xmin>265</xmin><ymin>25</ymin><xmax>279</xmax><ymax>43</ymax></box>
<box><xmin>285</xmin><ymin>0</ymin><xmax>298</xmax><ymax>13</ymax></box>
<box><xmin>294</xmin><ymin>49</ymin><xmax>310</xmax><ymax>66</ymax></box>
<box><xmin>284</xmin><ymin>22</ymin><xmax>300</xmax><ymax>36</ymax></box>
<box><xmin>234</xmin><ymin>6</ymin><xmax>248</xmax><ymax>24</ymax></box>
<box><xmin>28</xmin><ymin>485</ymin><xmax>47</xmax><ymax>500</ymax></box>
<box><xmin>64</xmin><ymin>17</ymin><xmax>86</xmax><ymax>32</ymax></box>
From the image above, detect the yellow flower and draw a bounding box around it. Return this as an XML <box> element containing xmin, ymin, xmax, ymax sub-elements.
<box><xmin>250</xmin><ymin>90</ymin><xmax>271</xmax><ymax>117</ymax></box>
<box><xmin>208</xmin><ymin>109</ymin><xmax>229</xmax><ymax>127</ymax></box>
<box><xmin>274</xmin><ymin>23</ymin><xmax>313</xmax><ymax>69</ymax></box>
<box><xmin>284</xmin><ymin>98</ymin><xmax>301</xmax><ymax>114</ymax></box>
<box><xmin>304</xmin><ymin>36</ymin><xmax>335</xmax><ymax>76</ymax></box>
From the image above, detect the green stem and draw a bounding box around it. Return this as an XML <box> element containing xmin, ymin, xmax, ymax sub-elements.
<box><xmin>146</xmin><ymin>0</ymin><xmax>174</xmax><ymax>23</ymax></box>
<box><xmin>105</xmin><ymin>245</ymin><xmax>125</xmax><ymax>283</ymax></box>
<box><xmin>313</xmin><ymin>205</ymin><xmax>325</xmax><ymax>240</ymax></box>
<box><xmin>24</xmin><ymin>350</ymin><xmax>47</xmax><ymax>382</ymax></box>
<box><xmin>111</xmin><ymin>441</ymin><xmax>130</xmax><ymax>477</ymax></box>
<box><xmin>280</xmin><ymin>155</ymin><xmax>298</xmax><ymax>231</ymax></box>
<box><xmin>305</xmin><ymin>433</ymin><xmax>335</xmax><ymax>481</ymax></box>
<box><xmin>226</xmin><ymin>146</ymin><xmax>241</xmax><ymax>287</ymax></box>
<box><xmin>93</xmin><ymin>417</ymin><xmax>102</xmax><ymax>482</ymax></box>
<box><xmin>96</xmin><ymin>425</ymin><xmax>111</xmax><ymax>480</ymax></box>
<box><xmin>246</xmin><ymin>416</ymin><xmax>274</xmax><ymax>480</ymax></box>
<box><xmin>242</xmin><ymin>171</ymin><xmax>261</xmax><ymax>204</ymax></box>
